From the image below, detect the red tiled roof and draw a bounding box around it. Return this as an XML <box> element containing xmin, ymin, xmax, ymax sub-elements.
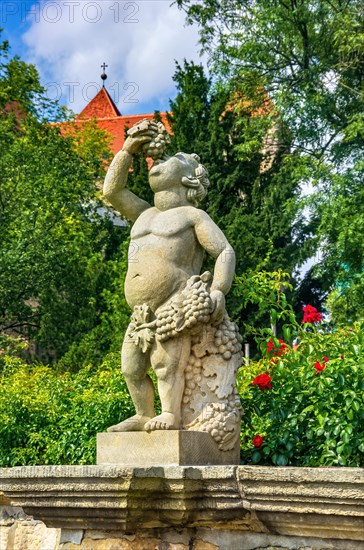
<box><xmin>78</xmin><ymin>87</ymin><xmax>121</xmax><ymax>119</ymax></box>
<box><xmin>69</xmin><ymin>113</ymin><xmax>170</xmax><ymax>157</ymax></box>
<box><xmin>59</xmin><ymin>86</ymin><xmax>170</xmax><ymax>158</ymax></box>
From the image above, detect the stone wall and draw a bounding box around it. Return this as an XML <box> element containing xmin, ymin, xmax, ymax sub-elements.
<box><xmin>1</xmin><ymin>515</ymin><xmax>362</xmax><ymax>550</ymax></box>
<box><xmin>1</xmin><ymin>466</ymin><xmax>363</xmax><ymax>550</ymax></box>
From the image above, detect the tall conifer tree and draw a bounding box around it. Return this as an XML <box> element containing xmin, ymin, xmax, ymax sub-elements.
<box><xmin>168</xmin><ymin>61</ymin><xmax>311</xmax><ymax>328</ymax></box>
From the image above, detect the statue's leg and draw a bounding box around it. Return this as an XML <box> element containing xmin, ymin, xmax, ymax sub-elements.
<box><xmin>107</xmin><ymin>328</ymin><xmax>155</xmax><ymax>432</ymax></box>
<box><xmin>144</xmin><ymin>334</ymin><xmax>191</xmax><ymax>431</ymax></box>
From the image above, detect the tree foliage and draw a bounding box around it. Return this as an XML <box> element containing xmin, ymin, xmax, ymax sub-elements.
<box><xmin>0</xmin><ymin>32</ymin><xmax>130</xmax><ymax>360</ymax></box>
<box><xmin>175</xmin><ymin>0</ymin><xmax>364</xmax><ymax>320</ymax></box>
<box><xmin>168</xmin><ymin>60</ymin><xmax>312</xmax><ymax>332</ymax></box>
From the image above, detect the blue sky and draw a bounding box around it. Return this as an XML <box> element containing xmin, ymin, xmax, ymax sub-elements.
<box><xmin>1</xmin><ymin>0</ymin><xmax>206</xmax><ymax>115</ymax></box>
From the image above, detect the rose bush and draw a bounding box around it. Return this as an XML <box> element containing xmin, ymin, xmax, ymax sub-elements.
<box><xmin>252</xmin><ymin>372</ymin><xmax>272</xmax><ymax>390</ymax></box>
<box><xmin>252</xmin><ymin>435</ymin><xmax>264</xmax><ymax>448</ymax></box>
<box><xmin>238</xmin><ymin>315</ymin><xmax>364</xmax><ymax>466</ymax></box>
<box><xmin>302</xmin><ymin>304</ymin><xmax>323</xmax><ymax>324</ymax></box>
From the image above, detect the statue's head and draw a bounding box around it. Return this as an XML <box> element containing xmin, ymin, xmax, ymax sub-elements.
<box><xmin>149</xmin><ymin>152</ymin><xmax>209</xmax><ymax>206</ymax></box>
<box><xmin>180</xmin><ymin>153</ymin><xmax>210</xmax><ymax>206</ymax></box>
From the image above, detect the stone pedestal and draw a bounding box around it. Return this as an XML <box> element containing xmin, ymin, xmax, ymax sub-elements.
<box><xmin>96</xmin><ymin>430</ymin><xmax>240</xmax><ymax>466</ymax></box>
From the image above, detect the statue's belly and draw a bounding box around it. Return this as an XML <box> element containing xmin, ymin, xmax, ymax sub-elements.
<box><xmin>125</xmin><ymin>248</ymin><xmax>188</xmax><ymax>311</ymax></box>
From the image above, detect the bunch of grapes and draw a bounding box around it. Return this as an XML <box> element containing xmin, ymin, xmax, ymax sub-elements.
<box><xmin>212</xmin><ymin>315</ymin><xmax>242</xmax><ymax>361</ymax></box>
<box><xmin>156</xmin><ymin>273</ymin><xmax>213</xmax><ymax>342</ymax></box>
<box><xmin>182</xmin><ymin>354</ymin><xmax>202</xmax><ymax>404</ymax></box>
<box><xmin>156</xmin><ymin>285</ymin><xmax>212</xmax><ymax>342</ymax></box>
<box><xmin>195</xmin><ymin>403</ymin><xmax>238</xmax><ymax>446</ymax></box>
<box><xmin>143</xmin><ymin>122</ymin><xmax>170</xmax><ymax>160</ymax></box>
<box><xmin>182</xmin><ymin>287</ymin><xmax>212</xmax><ymax>329</ymax></box>
<box><xmin>155</xmin><ymin>305</ymin><xmax>178</xmax><ymax>341</ymax></box>
<box><xmin>228</xmin><ymin>387</ymin><xmax>242</xmax><ymax>412</ymax></box>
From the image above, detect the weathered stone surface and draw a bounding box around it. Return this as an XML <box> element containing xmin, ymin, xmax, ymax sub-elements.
<box><xmin>0</xmin><ymin>504</ymin><xmax>27</xmax><ymax>525</ymax></box>
<box><xmin>61</xmin><ymin>538</ymin><xmax>161</xmax><ymax>550</ymax></box>
<box><xmin>193</xmin><ymin>540</ymin><xmax>219</xmax><ymax>550</ymax></box>
<box><xmin>237</xmin><ymin>466</ymin><xmax>364</xmax><ymax>541</ymax></box>
<box><xmin>0</xmin><ymin>494</ymin><xmax>11</xmax><ymax>506</ymax></box>
<box><xmin>1</xmin><ymin>465</ymin><xmax>363</xmax><ymax>544</ymax></box>
<box><xmin>60</xmin><ymin>529</ymin><xmax>84</xmax><ymax>544</ymax></box>
<box><xmin>57</xmin><ymin>530</ymin><xmax>364</xmax><ymax>550</ymax></box>
<box><xmin>195</xmin><ymin>529</ymin><xmax>364</xmax><ymax>550</ymax></box>
<box><xmin>1</xmin><ymin>517</ymin><xmax>364</xmax><ymax>549</ymax></box>
<box><xmin>0</xmin><ymin>503</ymin><xmax>29</xmax><ymax>550</ymax></box>
<box><xmin>5</xmin><ymin>518</ymin><xmax>60</xmax><ymax>549</ymax></box>
<box><xmin>97</xmin><ymin>431</ymin><xmax>239</xmax><ymax>466</ymax></box>
<box><xmin>0</xmin><ymin>465</ymin><xmax>246</xmax><ymax>531</ymax></box>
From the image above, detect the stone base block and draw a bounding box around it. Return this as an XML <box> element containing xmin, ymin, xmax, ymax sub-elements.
<box><xmin>96</xmin><ymin>430</ymin><xmax>240</xmax><ymax>466</ymax></box>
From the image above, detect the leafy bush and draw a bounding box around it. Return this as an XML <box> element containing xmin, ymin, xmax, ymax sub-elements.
<box><xmin>0</xmin><ymin>334</ymin><xmax>28</xmax><ymax>371</ymax></box>
<box><xmin>0</xmin><ymin>353</ymin><xmax>134</xmax><ymax>466</ymax></box>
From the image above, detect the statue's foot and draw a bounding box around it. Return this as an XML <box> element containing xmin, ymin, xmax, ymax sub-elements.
<box><xmin>144</xmin><ymin>412</ymin><xmax>175</xmax><ymax>431</ymax></box>
<box><xmin>107</xmin><ymin>414</ymin><xmax>152</xmax><ymax>432</ymax></box>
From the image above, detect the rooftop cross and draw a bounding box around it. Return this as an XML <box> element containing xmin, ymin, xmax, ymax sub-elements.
<box><xmin>100</xmin><ymin>63</ymin><xmax>108</xmax><ymax>87</ymax></box>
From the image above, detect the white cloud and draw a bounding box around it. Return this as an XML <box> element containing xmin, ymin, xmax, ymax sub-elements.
<box><xmin>22</xmin><ymin>0</ymin><xmax>207</xmax><ymax>114</ymax></box>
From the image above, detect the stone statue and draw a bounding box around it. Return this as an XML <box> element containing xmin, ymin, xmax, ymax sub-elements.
<box><xmin>103</xmin><ymin>119</ymin><xmax>242</xmax><ymax>451</ymax></box>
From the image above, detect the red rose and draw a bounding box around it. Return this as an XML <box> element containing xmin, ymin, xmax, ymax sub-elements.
<box><xmin>252</xmin><ymin>435</ymin><xmax>264</xmax><ymax>447</ymax></box>
<box><xmin>267</xmin><ymin>337</ymin><xmax>288</xmax><ymax>356</ymax></box>
<box><xmin>302</xmin><ymin>304</ymin><xmax>323</xmax><ymax>324</ymax></box>
<box><xmin>252</xmin><ymin>372</ymin><xmax>272</xmax><ymax>390</ymax></box>
<box><xmin>314</xmin><ymin>361</ymin><xmax>326</xmax><ymax>374</ymax></box>
<box><xmin>323</xmin><ymin>356</ymin><xmax>329</xmax><ymax>362</ymax></box>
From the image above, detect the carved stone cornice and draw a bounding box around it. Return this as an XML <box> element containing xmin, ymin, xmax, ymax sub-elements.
<box><xmin>1</xmin><ymin>465</ymin><xmax>363</xmax><ymax>540</ymax></box>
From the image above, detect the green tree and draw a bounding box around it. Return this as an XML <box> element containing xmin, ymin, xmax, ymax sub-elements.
<box><xmin>168</xmin><ymin>60</ymin><xmax>311</xmax><ymax>333</ymax></box>
<box><xmin>0</xmin><ymin>33</ymin><xmax>129</xmax><ymax>360</ymax></box>
<box><xmin>167</xmin><ymin>61</ymin><xmax>211</xmax><ymax>156</ymax></box>
<box><xmin>175</xmin><ymin>0</ymin><xmax>364</xmax><ymax>319</ymax></box>
<box><xmin>310</xmin><ymin>165</ymin><xmax>364</xmax><ymax>322</ymax></box>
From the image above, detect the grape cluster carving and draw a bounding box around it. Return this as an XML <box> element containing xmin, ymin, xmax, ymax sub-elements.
<box><xmin>182</xmin><ymin>317</ymin><xmax>242</xmax><ymax>407</ymax></box>
<box><xmin>143</xmin><ymin>122</ymin><xmax>171</xmax><ymax>160</ymax></box>
<box><xmin>183</xmin><ymin>353</ymin><xmax>203</xmax><ymax>404</ymax></box>
<box><xmin>211</xmin><ymin>316</ymin><xmax>242</xmax><ymax>360</ymax></box>
<box><xmin>156</xmin><ymin>273</ymin><xmax>213</xmax><ymax>342</ymax></box>
<box><xmin>188</xmin><ymin>400</ymin><xmax>241</xmax><ymax>450</ymax></box>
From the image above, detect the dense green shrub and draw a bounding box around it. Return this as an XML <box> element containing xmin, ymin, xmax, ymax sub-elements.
<box><xmin>236</xmin><ymin>271</ymin><xmax>364</xmax><ymax>467</ymax></box>
<box><xmin>0</xmin><ymin>353</ymin><xmax>134</xmax><ymax>466</ymax></box>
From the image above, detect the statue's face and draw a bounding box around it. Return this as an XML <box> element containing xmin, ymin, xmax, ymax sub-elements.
<box><xmin>148</xmin><ymin>152</ymin><xmax>198</xmax><ymax>192</ymax></box>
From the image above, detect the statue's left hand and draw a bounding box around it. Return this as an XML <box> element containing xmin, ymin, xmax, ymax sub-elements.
<box><xmin>210</xmin><ymin>290</ymin><xmax>225</xmax><ymax>324</ymax></box>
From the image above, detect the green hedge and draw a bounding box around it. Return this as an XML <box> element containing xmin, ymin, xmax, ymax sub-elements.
<box><xmin>0</xmin><ymin>353</ymin><xmax>133</xmax><ymax>466</ymax></box>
